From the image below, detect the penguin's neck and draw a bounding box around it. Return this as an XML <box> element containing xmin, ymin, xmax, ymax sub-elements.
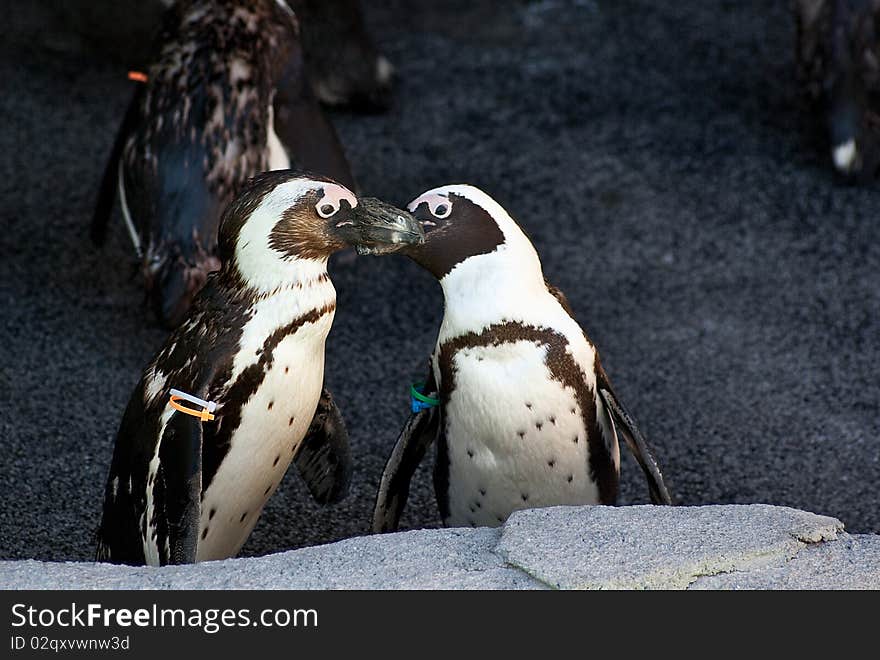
<box><xmin>223</xmin><ymin>256</ymin><xmax>337</xmax><ymax>385</ymax></box>
<box><xmin>221</xmin><ymin>255</ymin><xmax>336</xmax><ymax>331</ymax></box>
<box><xmin>438</xmin><ymin>242</ymin><xmax>553</xmax><ymax>339</ymax></box>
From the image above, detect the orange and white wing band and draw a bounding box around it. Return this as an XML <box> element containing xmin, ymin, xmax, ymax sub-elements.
<box><xmin>169</xmin><ymin>388</ymin><xmax>217</xmax><ymax>422</ymax></box>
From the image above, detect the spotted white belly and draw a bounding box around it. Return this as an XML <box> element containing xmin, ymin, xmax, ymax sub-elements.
<box><xmin>441</xmin><ymin>340</ymin><xmax>601</xmax><ymax>528</ymax></box>
<box><xmin>195</xmin><ymin>315</ymin><xmax>331</xmax><ymax>561</ymax></box>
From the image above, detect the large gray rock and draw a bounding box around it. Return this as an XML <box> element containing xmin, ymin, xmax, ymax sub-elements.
<box><xmin>0</xmin><ymin>527</ymin><xmax>543</xmax><ymax>590</ymax></box>
<box><xmin>690</xmin><ymin>533</ymin><xmax>880</xmax><ymax>590</ymax></box>
<box><xmin>496</xmin><ymin>504</ymin><xmax>845</xmax><ymax>589</ymax></box>
<box><xmin>1</xmin><ymin>505</ymin><xmax>874</xmax><ymax>590</ymax></box>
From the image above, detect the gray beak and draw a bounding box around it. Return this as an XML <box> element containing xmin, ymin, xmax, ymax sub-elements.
<box><xmin>349</xmin><ymin>197</ymin><xmax>425</xmax><ymax>255</ymax></box>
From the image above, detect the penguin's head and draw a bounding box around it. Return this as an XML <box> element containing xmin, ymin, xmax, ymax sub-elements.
<box><xmin>404</xmin><ymin>184</ymin><xmax>541</xmax><ymax>282</ymax></box>
<box><xmin>218</xmin><ymin>171</ymin><xmax>422</xmax><ymax>291</ymax></box>
<box><xmin>293</xmin><ymin>0</ymin><xmax>395</xmax><ymax>112</ymax></box>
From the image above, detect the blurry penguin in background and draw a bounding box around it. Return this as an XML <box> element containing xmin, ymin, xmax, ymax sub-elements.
<box><xmin>795</xmin><ymin>0</ymin><xmax>880</xmax><ymax>180</ymax></box>
<box><xmin>290</xmin><ymin>0</ymin><xmax>395</xmax><ymax>111</ymax></box>
<box><xmin>91</xmin><ymin>0</ymin><xmax>355</xmax><ymax>329</ymax></box>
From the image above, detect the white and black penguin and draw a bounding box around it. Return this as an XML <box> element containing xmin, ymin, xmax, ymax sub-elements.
<box><xmin>91</xmin><ymin>0</ymin><xmax>356</xmax><ymax>328</ymax></box>
<box><xmin>373</xmin><ymin>185</ymin><xmax>672</xmax><ymax>533</ymax></box>
<box><xmin>795</xmin><ymin>0</ymin><xmax>880</xmax><ymax>179</ymax></box>
<box><xmin>96</xmin><ymin>171</ymin><xmax>423</xmax><ymax>565</ymax></box>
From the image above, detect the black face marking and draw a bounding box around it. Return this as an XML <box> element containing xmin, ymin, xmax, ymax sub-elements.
<box><xmin>269</xmin><ymin>191</ymin><xmax>353</xmax><ymax>260</ymax></box>
<box><xmin>209</xmin><ymin>508</ymin><xmax>217</xmax><ymax>520</ymax></box>
<box><xmin>406</xmin><ymin>194</ymin><xmax>506</xmax><ymax>279</ymax></box>
<box><xmin>567</xmin><ymin>475</ymin><xmax>574</xmax><ymax>483</ymax></box>
<box><xmin>435</xmin><ymin>321</ymin><xmax>619</xmax><ymax>505</ymax></box>
<box><xmin>201</xmin><ymin>528</ymin><xmax>208</xmax><ymax>540</ymax></box>
<box><xmin>240</xmin><ymin>512</ymin><xmax>248</xmax><ymax>523</ymax></box>
<box><xmin>273</xmin><ymin>455</ymin><xmax>280</xmax><ymax>466</ymax></box>
<box><xmin>536</xmin><ymin>421</ymin><xmax>543</xmax><ymax>430</ymax></box>
<box><xmin>548</xmin><ymin>459</ymin><xmax>556</xmax><ymax>468</ymax></box>
<box><xmin>264</xmin><ymin>485</ymin><xmax>271</xmax><ymax>495</ymax></box>
<box><xmin>268</xmin><ymin>401</ymin><xmax>274</xmax><ymax>410</ymax></box>
<box><xmin>289</xmin><ymin>417</ymin><xmax>295</xmax><ymax>426</ymax></box>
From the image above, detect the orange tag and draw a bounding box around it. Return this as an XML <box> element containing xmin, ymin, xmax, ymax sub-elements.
<box><xmin>128</xmin><ymin>71</ymin><xmax>148</xmax><ymax>83</ymax></box>
<box><xmin>169</xmin><ymin>389</ymin><xmax>216</xmax><ymax>422</ymax></box>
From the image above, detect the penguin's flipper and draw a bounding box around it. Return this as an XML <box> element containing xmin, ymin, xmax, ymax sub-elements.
<box><xmin>294</xmin><ymin>387</ymin><xmax>353</xmax><ymax>505</ymax></box>
<box><xmin>372</xmin><ymin>373</ymin><xmax>440</xmax><ymax>533</ymax></box>
<box><xmin>91</xmin><ymin>83</ymin><xmax>145</xmax><ymax>246</ymax></box>
<box><xmin>595</xmin><ymin>362</ymin><xmax>674</xmax><ymax>506</ymax></box>
<box><xmin>157</xmin><ymin>409</ymin><xmax>203</xmax><ymax>564</ymax></box>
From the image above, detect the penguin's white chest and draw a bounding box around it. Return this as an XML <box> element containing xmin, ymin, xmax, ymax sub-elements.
<box><xmin>195</xmin><ymin>315</ymin><xmax>332</xmax><ymax>561</ymax></box>
<box><xmin>441</xmin><ymin>340</ymin><xmax>601</xmax><ymax>528</ymax></box>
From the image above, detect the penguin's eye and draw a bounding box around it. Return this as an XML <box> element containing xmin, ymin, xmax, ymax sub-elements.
<box><xmin>317</xmin><ymin>201</ymin><xmax>339</xmax><ymax>218</ymax></box>
<box><xmin>431</xmin><ymin>200</ymin><xmax>452</xmax><ymax>218</ymax></box>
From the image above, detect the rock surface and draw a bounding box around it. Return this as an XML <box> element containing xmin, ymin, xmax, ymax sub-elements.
<box><xmin>1</xmin><ymin>505</ymin><xmax>875</xmax><ymax>590</ymax></box>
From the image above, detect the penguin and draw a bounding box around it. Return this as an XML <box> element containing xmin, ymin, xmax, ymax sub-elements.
<box><xmin>795</xmin><ymin>0</ymin><xmax>880</xmax><ymax>179</ymax></box>
<box><xmin>372</xmin><ymin>185</ymin><xmax>672</xmax><ymax>533</ymax></box>
<box><xmin>289</xmin><ymin>0</ymin><xmax>395</xmax><ymax>111</ymax></box>
<box><xmin>91</xmin><ymin>0</ymin><xmax>356</xmax><ymax>329</ymax></box>
<box><xmin>96</xmin><ymin>171</ymin><xmax>423</xmax><ymax>565</ymax></box>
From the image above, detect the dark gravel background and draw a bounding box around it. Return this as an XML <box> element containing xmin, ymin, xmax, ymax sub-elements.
<box><xmin>2</xmin><ymin>0</ymin><xmax>878</xmax><ymax>562</ymax></box>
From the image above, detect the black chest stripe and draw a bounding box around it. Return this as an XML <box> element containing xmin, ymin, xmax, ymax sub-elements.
<box><xmin>200</xmin><ymin>302</ymin><xmax>336</xmax><ymax>493</ymax></box>
<box><xmin>436</xmin><ymin>322</ymin><xmax>618</xmax><ymax>504</ymax></box>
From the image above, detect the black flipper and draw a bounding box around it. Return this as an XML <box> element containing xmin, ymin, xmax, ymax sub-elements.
<box><xmin>91</xmin><ymin>83</ymin><xmax>145</xmax><ymax>247</ymax></box>
<box><xmin>156</xmin><ymin>407</ymin><xmax>203</xmax><ymax>564</ymax></box>
<box><xmin>545</xmin><ymin>278</ymin><xmax>673</xmax><ymax>505</ymax></box>
<box><xmin>595</xmin><ymin>362</ymin><xmax>673</xmax><ymax>506</ymax></box>
<box><xmin>294</xmin><ymin>387</ymin><xmax>353</xmax><ymax>505</ymax></box>
<box><xmin>372</xmin><ymin>369</ymin><xmax>440</xmax><ymax>533</ymax></box>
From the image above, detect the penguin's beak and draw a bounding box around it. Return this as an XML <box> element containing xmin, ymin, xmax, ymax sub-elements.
<box><xmin>347</xmin><ymin>198</ymin><xmax>425</xmax><ymax>255</ymax></box>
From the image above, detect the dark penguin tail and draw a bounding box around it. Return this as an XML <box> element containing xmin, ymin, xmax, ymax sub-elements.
<box><xmin>149</xmin><ymin>252</ymin><xmax>221</xmax><ymax>330</ymax></box>
<box><xmin>91</xmin><ymin>83</ymin><xmax>146</xmax><ymax>247</ymax></box>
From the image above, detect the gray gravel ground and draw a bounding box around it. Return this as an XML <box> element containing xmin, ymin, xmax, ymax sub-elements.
<box><xmin>1</xmin><ymin>0</ymin><xmax>878</xmax><ymax>562</ymax></box>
